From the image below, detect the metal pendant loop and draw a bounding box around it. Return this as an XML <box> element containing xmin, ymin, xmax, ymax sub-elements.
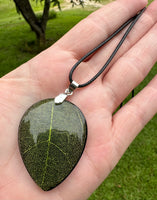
<box><xmin>54</xmin><ymin>81</ymin><xmax>79</xmax><ymax>105</ymax></box>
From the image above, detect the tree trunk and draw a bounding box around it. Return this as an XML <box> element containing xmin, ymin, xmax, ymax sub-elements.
<box><xmin>13</xmin><ymin>0</ymin><xmax>50</xmax><ymax>45</ymax></box>
<box><xmin>41</xmin><ymin>0</ymin><xmax>51</xmax><ymax>32</ymax></box>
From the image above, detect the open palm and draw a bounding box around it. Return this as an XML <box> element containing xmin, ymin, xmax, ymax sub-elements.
<box><xmin>0</xmin><ymin>0</ymin><xmax>157</xmax><ymax>199</ymax></box>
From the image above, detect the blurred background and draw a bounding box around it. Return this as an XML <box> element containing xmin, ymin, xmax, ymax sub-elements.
<box><xmin>0</xmin><ymin>0</ymin><xmax>156</xmax><ymax>199</ymax></box>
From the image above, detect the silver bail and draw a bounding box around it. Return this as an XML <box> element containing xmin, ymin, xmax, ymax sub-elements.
<box><xmin>54</xmin><ymin>81</ymin><xmax>79</xmax><ymax>105</ymax></box>
<box><xmin>68</xmin><ymin>81</ymin><xmax>79</xmax><ymax>93</ymax></box>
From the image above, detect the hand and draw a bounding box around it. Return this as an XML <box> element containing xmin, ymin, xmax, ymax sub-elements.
<box><xmin>0</xmin><ymin>0</ymin><xmax>156</xmax><ymax>199</ymax></box>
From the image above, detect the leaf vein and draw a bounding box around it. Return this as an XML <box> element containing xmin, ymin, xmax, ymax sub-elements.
<box><xmin>41</xmin><ymin>101</ymin><xmax>54</xmax><ymax>187</ymax></box>
<box><xmin>23</xmin><ymin>140</ymin><xmax>47</xmax><ymax>155</ymax></box>
<box><xmin>49</xmin><ymin>141</ymin><xmax>66</xmax><ymax>155</ymax></box>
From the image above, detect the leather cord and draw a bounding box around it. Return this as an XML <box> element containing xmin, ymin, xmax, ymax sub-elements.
<box><xmin>69</xmin><ymin>7</ymin><xmax>146</xmax><ymax>88</ymax></box>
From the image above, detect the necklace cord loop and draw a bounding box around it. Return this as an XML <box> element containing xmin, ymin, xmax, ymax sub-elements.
<box><xmin>69</xmin><ymin>7</ymin><xmax>146</xmax><ymax>88</ymax></box>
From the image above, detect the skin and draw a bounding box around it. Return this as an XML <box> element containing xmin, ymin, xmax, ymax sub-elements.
<box><xmin>0</xmin><ymin>0</ymin><xmax>157</xmax><ymax>199</ymax></box>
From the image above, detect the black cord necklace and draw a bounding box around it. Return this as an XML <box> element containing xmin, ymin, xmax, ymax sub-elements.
<box><xmin>18</xmin><ymin>8</ymin><xmax>146</xmax><ymax>191</ymax></box>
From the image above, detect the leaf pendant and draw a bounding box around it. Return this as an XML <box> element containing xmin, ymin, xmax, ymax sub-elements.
<box><xmin>18</xmin><ymin>99</ymin><xmax>87</xmax><ymax>191</ymax></box>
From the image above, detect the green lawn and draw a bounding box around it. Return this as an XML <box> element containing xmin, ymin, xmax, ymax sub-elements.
<box><xmin>0</xmin><ymin>0</ymin><xmax>156</xmax><ymax>199</ymax></box>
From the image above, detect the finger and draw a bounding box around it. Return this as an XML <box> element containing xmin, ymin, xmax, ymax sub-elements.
<box><xmin>2</xmin><ymin>0</ymin><xmax>148</xmax><ymax>100</ymax></box>
<box><xmin>102</xmin><ymin>15</ymin><xmax>157</xmax><ymax>112</ymax></box>
<box><xmin>3</xmin><ymin>0</ymin><xmax>147</xmax><ymax>94</ymax></box>
<box><xmin>112</xmin><ymin>75</ymin><xmax>157</xmax><ymax>161</ymax></box>
<box><xmin>88</xmin><ymin>0</ymin><xmax>157</xmax><ymax>75</ymax></box>
<box><xmin>55</xmin><ymin>0</ymin><xmax>147</xmax><ymax>59</ymax></box>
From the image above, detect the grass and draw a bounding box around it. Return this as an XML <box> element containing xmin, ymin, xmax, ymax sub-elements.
<box><xmin>0</xmin><ymin>0</ymin><xmax>156</xmax><ymax>199</ymax></box>
<box><xmin>0</xmin><ymin>0</ymin><xmax>94</xmax><ymax>77</ymax></box>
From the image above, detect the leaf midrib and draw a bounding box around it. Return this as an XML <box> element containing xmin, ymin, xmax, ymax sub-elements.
<box><xmin>41</xmin><ymin>101</ymin><xmax>54</xmax><ymax>187</ymax></box>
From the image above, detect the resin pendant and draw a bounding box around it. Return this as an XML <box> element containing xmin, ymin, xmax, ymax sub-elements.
<box><xmin>18</xmin><ymin>99</ymin><xmax>87</xmax><ymax>191</ymax></box>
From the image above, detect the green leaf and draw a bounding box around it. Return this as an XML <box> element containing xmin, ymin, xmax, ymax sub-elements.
<box><xmin>18</xmin><ymin>99</ymin><xmax>87</xmax><ymax>191</ymax></box>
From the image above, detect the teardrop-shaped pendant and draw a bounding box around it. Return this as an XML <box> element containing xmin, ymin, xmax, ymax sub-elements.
<box><xmin>18</xmin><ymin>99</ymin><xmax>87</xmax><ymax>191</ymax></box>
